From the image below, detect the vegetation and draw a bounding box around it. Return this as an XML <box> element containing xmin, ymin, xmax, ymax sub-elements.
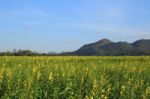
<box><xmin>0</xmin><ymin>49</ymin><xmax>57</xmax><ymax>56</ymax></box>
<box><xmin>0</xmin><ymin>56</ymin><xmax>150</xmax><ymax>99</ymax></box>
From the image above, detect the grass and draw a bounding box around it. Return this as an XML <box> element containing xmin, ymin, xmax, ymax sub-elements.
<box><xmin>0</xmin><ymin>56</ymin><xmax>150</xmax><ymax>99</ymax></box>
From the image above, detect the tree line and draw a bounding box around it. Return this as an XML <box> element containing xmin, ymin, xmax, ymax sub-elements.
<box><xmin>0</xmin><ymin>49</ymin><xmax>58</xmax><ymax>56</ymax></box>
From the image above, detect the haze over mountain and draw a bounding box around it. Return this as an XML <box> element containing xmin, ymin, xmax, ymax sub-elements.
<box><xmin>68</xmin><ymin>39</ymin><xmax>150</xmax><ymax>56</ymax></box>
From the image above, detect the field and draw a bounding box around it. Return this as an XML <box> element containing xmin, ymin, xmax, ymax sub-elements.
<box><xmin>0</xmin><ymin>56</ymin><xmax>150</xmax><ymax>99</ymax></box>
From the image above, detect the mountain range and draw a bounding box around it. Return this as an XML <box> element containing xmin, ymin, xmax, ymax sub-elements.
<box><xmin>63</xmin><ymin>38</ymin><xmax>150</xmax><ymax>56</ymax></box>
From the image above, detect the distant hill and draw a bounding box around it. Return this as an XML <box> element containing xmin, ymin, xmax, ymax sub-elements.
<box><xmin>0</xmin><ymin>39</ymin><xmax>150</xmax><ymax>56</ymax></box>
<box><xmin>68</xmin><ymin>39</ymin><xmax>150</xmax><ymax>56</ymax></box>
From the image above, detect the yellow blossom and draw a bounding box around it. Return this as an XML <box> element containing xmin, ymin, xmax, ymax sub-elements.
<box><xmin>48</xmin><ymin>72</ymin><xmax>53</xmax><ymax>81</ymax></box>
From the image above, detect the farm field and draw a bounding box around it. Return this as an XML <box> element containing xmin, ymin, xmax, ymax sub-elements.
<box><xmin>0</xmin><ymin>56</ymin><xmax>150</xmax><ymax>99</ymax></box>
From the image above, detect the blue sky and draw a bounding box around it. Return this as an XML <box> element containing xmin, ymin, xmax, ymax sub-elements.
<box><xmin>0</xmin><ymin>0</ymin><xmax>150</xmax><ymax>52</ymax></box>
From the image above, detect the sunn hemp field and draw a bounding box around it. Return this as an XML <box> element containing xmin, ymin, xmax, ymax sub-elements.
<box><xmin>0</xmin><ymin>56</ymin><xmax>150</xmax><ymax>98</ymax></box>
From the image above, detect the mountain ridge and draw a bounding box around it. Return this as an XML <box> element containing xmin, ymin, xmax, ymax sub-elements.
<box><xmin>67</xmin><ymin>38</ymin><xmax>150</xmax><ymax>56</ymax></box>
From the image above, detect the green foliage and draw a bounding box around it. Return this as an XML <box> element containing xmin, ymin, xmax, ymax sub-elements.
<box><xmin>0</xmin><ymin>56</ymin><xmax>150</xmax><ymax>98</ymax></box>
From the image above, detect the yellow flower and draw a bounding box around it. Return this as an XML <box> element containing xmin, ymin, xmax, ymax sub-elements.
<box><xmin>121</xmin><ymin>85</ymin><xmax>125</xmax><ymax>91</ymax></box>
<box><xmin>90</xmin><ymin>96</ymin><xmax>94</xmax><ymax>99</ymax></box>
<box><xmin>84</xmin><ymin>95</ymin><xmax>88</xmax><ymax>99</ymax></box>
<box><xmin>93</xmin><ymin>79</ymin><xmax>97</xmax><ymax>90</ymax></box>
<box><xmin>102</xmin><ymin>89</ymin><xmax>105</xmax><ymax>93</ymax></box>
<box><xmin>104</xmin><ymin>96</ymin><xmax>108</xmax><ymax>99</ymax></box>
<box><xmin>108</xmin><ymin>87</ymin><xmax>111</xmax><ymax>92</ymax></box>
<box><xmin>85</xmin><ymin>68</ymin><xmax>90</xmax><ymax>76</ymax></box>
<box><xmin>128</xmin><ymin>78</ymin><xmax>131</xmax><ymax>85</ymax></box>
<box><xmin>48</xmin><ymin>72</ymin><xmax>53</xmax><ymax>81</ymax></box>
<box><xmin>37</xmin><ymin>71</ymin><xmax>41</xmax><ymax>80</ymax></box>
<box><xmin>101</xmin><ymin>95</ymin><xmax>104</xmax><ymax>98</ymax></box>
<box><xmin>120</xmin><ymin>91</ymin><xmax>123</xmax><ymax>96</ymax></box>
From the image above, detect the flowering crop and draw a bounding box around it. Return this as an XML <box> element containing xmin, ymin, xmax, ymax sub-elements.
<box><xmin>0</xmin><ymin>56</ymin><xmax>150</xmax><ymax>98</ymax></box>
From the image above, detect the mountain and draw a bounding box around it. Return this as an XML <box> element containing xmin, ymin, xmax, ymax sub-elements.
<box><xmin>70</xmin><ymin>39</ymin><xmax>150</xmax><ymax>56</ymax></box>
<box><xmin>73</xmin><ymin>39</ymin><xmax>113</xmax><ymax>55</ymax></box>
<box><xmin>132</xmin><ymin>39</ymin><xmax>150</xmax><ymax>55</ymax></box>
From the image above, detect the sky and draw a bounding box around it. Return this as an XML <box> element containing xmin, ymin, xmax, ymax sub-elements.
<box><xmin>0</xmin><ymin>0</ymin><xmax>150</xmax><ymax>53</ymax></box>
